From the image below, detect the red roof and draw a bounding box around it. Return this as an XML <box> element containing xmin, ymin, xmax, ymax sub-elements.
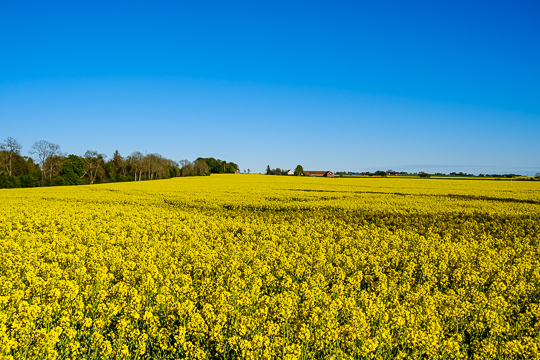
<box><xmin>305</xmin><ymin>171</ymin><xmax>334</xmax><ymax>177</ymax></box>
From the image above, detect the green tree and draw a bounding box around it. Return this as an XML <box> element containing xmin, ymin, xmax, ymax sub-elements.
<box><xmin>225</xmin><ymin>162</ymin><xmax>239</xmax><ymax>173</ymax></box>
<box><xmin>294</xmin><ymin>165</ymin><xmax>304</xmax><ymax>176</ymax></box>
<box><xmin>196</xmin><ymin>157</ymin><xmax>239</xmax><ymax>173</ymax></box>
<box><xmin>113</xmin><ymin>150</ymin><xmax>125</xmax><ymax>175</ymax></box>
<box><xmin>0</xmin><ymin>176</ymin><xmax>21</xmax><ymax>188</ymax></box>
<box><xmin>196</xmin><ymin>157</ymin><xmax>223</xmax><ymax>173</ymax></box>
<box><xmin>60</xmin><ymin>155</ymin><xmax>84</xmax><ymax>185</ymax></box>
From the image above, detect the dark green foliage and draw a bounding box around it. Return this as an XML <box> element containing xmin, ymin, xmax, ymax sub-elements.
<box><xmin>19</xmin><ymin>174</ymin><xmax>40</xmax><ymax>187</ymax></box>
<box><xmin>60</xmin><ymin>155</ymin><xmax>85</xmax><ymax>185</ymax></box>
<box><xmin>197</xmin><ymin>157</ymin><xmax>238</xmax><ymax>173</ymax></box>
<box><xmin>0</xmin><ymin>173</ymin><xmax>39</xmax><ymax>189</ymax></box>
<box><xmin>266</xmin><ymin>165</ymin><xmax>289</xmax><ymax>175</ymax></box>
<box><xmin>0</xmin><ymin>175</ymin><xmax>21</xmax><ymax>188</ymax></box>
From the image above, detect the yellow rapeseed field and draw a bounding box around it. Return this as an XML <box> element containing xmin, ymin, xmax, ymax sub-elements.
<box><xmin>1</xmin><ymin>175</ymin><xmax>539</xmax><ymax>359</ymax></box>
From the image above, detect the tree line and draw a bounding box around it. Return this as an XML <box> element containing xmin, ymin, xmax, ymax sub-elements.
<box><xmin>335</xmin><ymin>170</ymin><xmax>536</xmax><ymax>178</ymax></box>
<box><xmin>0</xmin><ymin>137</ymin><xmax>238</xmax><ymax>189</ymax></box>
<box><xmin>266</xmin><ymin>165</ymin><xmax>305</xmax><ymax>176</ymax></box>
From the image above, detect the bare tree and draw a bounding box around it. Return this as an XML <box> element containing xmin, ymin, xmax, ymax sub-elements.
<box><xmin>143</xmin><ymin>153</ymin><xmax>164</xmax><ymax>180</ymax></box>
<box><xmin>183</xmin><ymin>163</ymin><xmax>194</xmax><ymax>176</ymax></box>
<box><xmin>147</xmin><ymin>153</ymin><xmax>169</xmax><ymax>180</ymax></box>
<box><xmin>0</xmin><ymin>137</ymin><xmax>22</xmax><ymax>176</ymax></box>
<box><xmin>44</xmin><ymin>154</ymin><xmax>65</xmax><ymax>180</ymax></box>
<box><xmin>149</xmin><ymin>154</ymin><xmax>164</xmax><ymax>180</ymax></box>
<box><xmin>30</xmin><ymin>140</ymin><xmax>62</xmax><ymax>186</ymax></box>
<box><xmin>179</xmin><ymin>159</ymin><xmax>190</xmax><ymax>168</ymax></box>
<box><xmin>128</xmin><ymin>152</ymin><xmax>144</xmax><ymax>181</ymax></box>
<box><xmin>82</xmin><ymin>150</ymin><xmax>105</xmax><ymax>184</ymax></box>
<box><xmin>179</xmin><ymin>160</ymin><xmax>194</xmax><ymax>176</ymax></box>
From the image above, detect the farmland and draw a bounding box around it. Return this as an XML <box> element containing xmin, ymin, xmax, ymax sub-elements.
<box><xmin>1</xmin><ymin>175</ymin><xmax>539</xmax><ymax>359</ymax></box>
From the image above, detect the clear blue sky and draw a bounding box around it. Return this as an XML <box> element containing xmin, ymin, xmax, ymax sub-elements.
<box><xmin>1</xmin><ymin>1</ymin><xmax>539</xmax><ymax>174</ymax></box>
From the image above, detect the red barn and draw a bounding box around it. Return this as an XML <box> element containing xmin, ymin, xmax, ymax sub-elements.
<box><xmin>304</xmin><ymin>171</ymin><xmax>334</xmax><ymax>177</ymax></box>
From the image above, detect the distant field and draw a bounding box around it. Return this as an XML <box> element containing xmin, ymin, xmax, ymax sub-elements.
<box><xmin>1</xmin><ymin>175</ymin><xmax>539</xmax><ymax>359</ymax></box>
<box><xmin>339</xmin><ymin>175</ymin><xmax>535</xmax><ymax>181</ymax></box>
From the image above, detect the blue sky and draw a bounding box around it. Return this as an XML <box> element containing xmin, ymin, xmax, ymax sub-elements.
<box><xmin>1</xmin><ymin>1</ymin><xmax>539</xmax><ymax>174</ymax></box>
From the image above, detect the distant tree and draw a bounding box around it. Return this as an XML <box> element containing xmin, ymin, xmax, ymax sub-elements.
<box><xmin>0</xmin><ymin>137</ymin><xmax>22</xmax><ymax>176</ymax></box>
<box><xmin>168</xmin><ymin>163</ymin><xmax>181</xmax><ymax>178</ymax></box>
<box><xmin>536</xmin><ymin>172</ymin><xmax>540</xmax><ymax>178</ymax></box>
<box><xmin>128</xmin><ymin>152</ymin><xmax>144</xmax><ymax>181</ymax></box>
<box><xmin>418</xmin><ymin>171</ymin><xmax>431</xmax><ymax>178</ymax></box>
<box><xmin>113</xmin><ymin>150</ymin><xmax>124</xmax><ymax>171</ymax></box>
<box><xmin>266</xmin><ymin>165</ymin><xmax>271</xmax><ymax>175</ymax></box>
<box><xmin>197</xmin><ymin>157</ymin><xmax>219</xmax><ymax>173</ymax></box>
<box><xmin>30</xmin><ymin>140</ymin><xmax>62</xmax><ymax>186</ymax></box>
<box><xmin>178</xmin><ymin>160</ymin><xmax>193</xmax><ymax>177</ymax></box>
<box><xmin>0</xmin><ymin>151</ymin><xmax>35</xmax><ymax>180</ymax></box>
<box><xmin>12</xmin><ymin>155</ymin><xmax>38</xmax><ymax>178</ymax></box>
<box><xmin>106</xmin><ymin>150</ymin><xmax>126</xmax><ymax>180</ymax></box>
<box><xmin>194</xmin><ymin>159</ymin><xmax>210</xmax><ymax>176</ymax></box>
<box><xmin>179</xmin><ymin>159</ymin><xmax>190</xmax><ymax>168</ymax></box>
<box><xmin>60</xmin><ymin>155</ymin><xmax>84</xmax><ymax>185</ymax></box>
<box><xmin>0</xmin><ymin>176</ymin><xmax>21</xmax><ymax>188</ymax></box>
<box><xmin>82</xmin><ymin>150</ymin><xmax>105</xmax><ymax>184</ymax></box>
<box><xmin>143</xmin><ymin>153</ymin><xmax>168</xmax><ymax>180</ymax></box>
<box><xmin>181</xmin><ymin>161</ymin><xmax>195</xmax><ymax>176</ymax></box>
<box><xmin>195</xmin><ymin>157</ymin><xmax>237</xmax><ymax>173</ymax></box>
<box><xmin>247</xmin><ymin>169</ymin><xmax>250</xmax><ymax>174</ymax></box>
<box><xmin>225</xmin><ymin>162</ymin><xmax>239</xmax><ymax>173</ymax></box>
<box><xmin>45</xmin><ymin>154</ymin><xmax>65</xmax><ymax>182</ymax></box>
<box><xmin>294</xmin><ymin>165</ymin><xmax>304</xmax><ymax>176</ymax></box>
<box><xmin>19</xmin><ymin>174</ymin><xmax>39</xmax><ymax>188</ymax></box>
